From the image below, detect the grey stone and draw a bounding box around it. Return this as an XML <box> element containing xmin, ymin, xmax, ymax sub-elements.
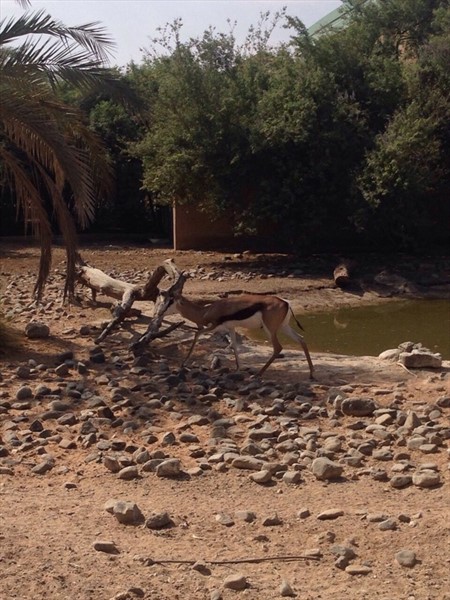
<box><xmin>55</xmin><ymin>363</ymin><xmax>69</xmax><ymax>377</ymax></box>
<box><xmin>341</xmin><ymin>398</ymin><xmax>377</xmax><ymax>417</ymax></box>
<box><xmin>317</xmin><ymin>509</ymin><xmax>344</xmax><ymax>520</ymax></box>
<box><xmin>280</xmin><ymin>579</ymin><xmax>296</xmax><ymax>597</ymax></box>
<box><xmin>404</xmin><ymin>411</ymin><xmax>421</xmax><ymax>431</ymax></box>
<box><xmin>412</xmin><ymin>470</ymin><xmax>441</xmax><ymax>488</ymax></box>
<box><xmin>192</xmin><ymin>561</ymin><xmax>212</xmax><ymax>576</ymax></box>
<box><xmin>223</xmin><ymin>574</ymin><xmax>248</xmax><ymax>591</ymax></box>
<box><xmin>249</xmin><ymin>469</ymin><xmax>272</xmax><ymax>484</ymax></box>
<box><xmin>345</xmin><ymin>565</ymin><xmax>372</xmax><ymax>575</ymax></box>
<box><xmin>25</xmin><ymin>321</ymin><xmax>50</xmax><ymax>339</ymax></box>
<box><xmin>390</xmin><ymin>475</ymin><xmax>412</xmax><ymax>489</ymax></box>
<box><xmin>235</xmin><ymin>511</ymin><xmax>256</xmax><ymax>523</ymax></box>
<box><xmin>112</xmin><ymin>501</ymin><xmax>144</xmax><ymax>525</ymax></box>
<box><xmin>379</xmin><ymin>349</ymin><xmax>401</xmax><ymax>361</ymax></box>
<box><xmin>16</xmin><ymin>386</ymin><xmax>33</xmax><ymax>401</ymax></box>
<box><xmin>156</xmin><ymin>458</ymin><xmax>183</xmax><ymax>478</ymax></box>
<box><xmin>262</xmin><ymin>514</ymin><xmax>283</xmax><ymax>526</ymax></box>
<box><xmin>311</xmin><ymin>457</ymin><xmax>343</xmax><ymax>480</ymax></box>
<box><xmin>379</xmin><ymin>518</ymin><xmax>397</xmax><ymax>531</ymax></box>
<box><xmin>117</xmin><ymin>466</ymin><xmax>140</xmax><ymax>480</ymax></box>
<box><xmin>395</xmin><ymin>550</ymin><xmax>417</xmax><ymax>567</ymax></box>
<box><xmin>103</xmin><ymin>455</ymin><xmax>121</xmax><ymax>473</ymax></box>
<box><xmin>232</xmin><ymin>456</ymin><xmax>264</xmax><ymax>470</ymax></box>
<box><xmin>399</xmin><ymin>350</ymin><xmax>442</xmax><ymax>369</ymax></box>
<box><xmin>215</xmin><ymin>513</ymin><xmax>234</xmax><ymax>527</ymax></box>
<box><xmin>31</xmin><ymin>457</ymin><xmax>54</xmax><ymax>475</ymax></box>
<box><xmin>146</xmin><ymin>511</ymin><xmax>173</xmax><ymax>529</ymax></box>
<box><xmin>283</xmin><ymin>471</ymin><xmax>302</xmax><ymax>484</ymax></box>
<box><xmin>93</xmin><ymin>540</ymin><xmax>119</xmax><ymax>554</ymax></box>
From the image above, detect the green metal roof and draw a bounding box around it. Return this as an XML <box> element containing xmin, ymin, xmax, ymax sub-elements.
<box><xmin>308</xmin><ymin>4</ymin><xmax>348</xmax><ymax>36</ymax></box>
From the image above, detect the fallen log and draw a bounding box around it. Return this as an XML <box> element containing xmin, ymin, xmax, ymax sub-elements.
<box><xmin>333</xmin><ymin>261</ymin><xmax>353</xmax><ymax>288</ymax></box>
<box><xmin>74</xmin><ymin>255</ymin><xmax>167</xmax><ymax>343</ymax></box>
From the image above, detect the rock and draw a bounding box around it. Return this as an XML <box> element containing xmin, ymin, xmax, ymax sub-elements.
<box><xmin>16</xmin><ymin>386</ymin><xmax>33</xmax><ymax>401</ymax></box>
<box><xmin>262</xmin><ymin>514</ymin><xmax>283</xmax><ymax>526</ymax></box>
<box><xmin>379</xmin><ymin>349</ymin><xmax>400</xmax><ymax>361</ymax></box>
<box><xmin>232</xmin><ymin>456</ymin><xmax>264</xmax><ymax>470</ymax></box>
<box><xmin>0</xmin><ymin>466</ymin><xmax>14</xmax><ymax>475</ymax></box>
<box><xmin>395</xmin><ymin>550</ymin><xmax>417</xmax><ymax>567</ymax></box>
<box><xmin>112</xmin><ymin>501</ymin><xmax>144</xmax><ymax>525</ymax></box>
<box><xmin>283</xmin><ymin>471</ymin><xmax>302</xmax><ymax>484</ymax></box>
<box><xmin>103</xmin><ymin>456</ymin><xmax>121</xmax><ymax>473</ymax></box>
<box><xmin>249</xmin><ymin>470</ymin><xmax>272</xmax><ymax>484</ymax></box>
<box><xmin>31</xmin><ymin>457</ymin><xmax>54</xmax><ymax>475</ymax></box>
<box><xmin>297</xmin><ymin>508</ymin><xmax>310</xmax><ymax>519</ymax></box>
<box><xmin>317</xmin><ymin>509</ymin><xmax>344</xmax><ymax>520</ymax></box>
<box><xmin>223</xmin><ymin>574</ymin><xmax>248</xmax><ymax>591</ymax></box>
<box><xmin>331</xmin><ymin>545</ymin><xmax>356</xmax><ymax>560</ymax></box>
<box><xmin>156</xmin><ymin>458</ymin><xmax>183</xmax><ymax>478</ymax></box>
<box><xmin>341</xmin><ymin>398</ymin><xmax>377</xmax><ymax>417</ymax></box>
<box><xmin>55</xmin><ymin>363</ymin><xmax>70</xmax><ymax>377</ymax></box>
<box><xmin>403</xmin><ymin>411</ymin><xmax>421</xmax><ymax>431</ymax></box>
<box><xmin>280</xmin><ymin>579</ymin><xmax>296</xmax><ymax>597</ymax></box>
<box><xmin>25</xmin><ymin>321</ymin><xmax>50</xmax><ymax>339</ymax></box>
<box><xmin>399</xmin><ymin>349</ymin><xmax>442</xmax><ymax>369</ymax></box>
<box><xmin>235</xmin><ymin>510</ymin><xmax>256</xmax><ymax>523</ymax></box>
<box><xmin>93</xmin><ymin>540</ymin><xmax>119</xmax><ymax>554</ymax></box>
<box><xmin>215</xmin><ymin>513</ymin><xmax>235</xmax><ymax>527</ymax></box>
<box><xmin>345</xmin><ymin>565</ymin><xmax>372</xmax><ymax>575</ymax></box>
<box><xmin>192</xmin><ymin>561</ymin><xmax>212</xmax><ymax>575</ymax></box>
<box><xmin>117</xmin><ymin>466</ymin><xmax>140</xmax><ymax>480</ymax></box>
<box><xmin>379</xmin><ymin>518</ymin><xmax>397</xmax><ymax>531</ymax></box>
<box><xmin>146</xmin><ymin>511</ymin><xmax>173</xmax><ymax>529</ymax></box>
<box><xmin>412</xmin><ymin>471</ymin><xmax>441</xmax><ymax>488</ymax></box>
<box><xmin>311</xmin><ymin>457</ymin><xmax>343</xmax><ymax>480</ymax></box>
<box><xmin>390</xmin><ymin>475</ymin><xmax>412</xmax><ymax>489</ymax></box>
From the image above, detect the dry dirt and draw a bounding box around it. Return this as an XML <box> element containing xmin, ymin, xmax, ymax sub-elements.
<box><xmin>0</xmin><ymin>243</ymin><xmax>449</xmax><ymax>600</ymax></box>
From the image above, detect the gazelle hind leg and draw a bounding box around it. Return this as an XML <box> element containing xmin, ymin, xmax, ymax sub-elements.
<box><xmin>257</xmin><ymin>329</ymin><xmax>283</xmax><ymax>376</ymax></box>
<box><xmin>282</xmin><ymin>325</ymin><xmax>315</xmax><ymax>379</ymax></box>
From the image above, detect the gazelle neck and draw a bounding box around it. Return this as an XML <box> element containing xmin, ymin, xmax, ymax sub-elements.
<box><xmin>175</xmin><ymin>296</ymin><xmax>211</xmax><ymax>327</ymax></box>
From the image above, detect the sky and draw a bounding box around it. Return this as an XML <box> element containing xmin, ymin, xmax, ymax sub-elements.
<box><xmin>1</xmin><ymin>0</ymin><xmax>342</xmax><ymax>67</ymax></box>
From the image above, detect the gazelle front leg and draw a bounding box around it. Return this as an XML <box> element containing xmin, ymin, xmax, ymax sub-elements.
<box><xmin>227</xmin><ymin>328</ymin><xmax>241</xmax><ymax>370</ymax></box>
<box><xmin>182</xmin><ymin>323</ymin><xmax>217</xmax><ymax>366</ymax></box>
<box><xmin>182</xmin><ymin>328</ymin><xmax>202</xmax><ymax>366</ymax></box>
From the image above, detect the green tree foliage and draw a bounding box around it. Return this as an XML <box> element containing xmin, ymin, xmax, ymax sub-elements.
<box><xmin>356</xmin><ymin>1</ymin><xmax>450</xmax><ymax>246</ymax></box>
<box><xmin>128</xmin><ymin>0</ymin><xmax>449</xmax><ymax>251</ymax></box>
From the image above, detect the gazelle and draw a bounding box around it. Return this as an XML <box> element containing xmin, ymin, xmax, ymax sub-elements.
<box><xmin>161</xmin><ymin>291</ymin><xmax>315</xmax><ymax>378</ymax></box>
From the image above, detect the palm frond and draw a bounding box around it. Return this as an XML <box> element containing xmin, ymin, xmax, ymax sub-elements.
<box><xmin>0</xmin><ymin>10</ymin><xmax>115</xmax><ymax>63</ymax></box>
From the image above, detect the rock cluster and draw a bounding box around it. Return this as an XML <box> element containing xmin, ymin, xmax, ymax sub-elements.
<box><xmin>379</xmin><ymin>341</ymin><xmax>442</xmax><ymax>369</ymax></box>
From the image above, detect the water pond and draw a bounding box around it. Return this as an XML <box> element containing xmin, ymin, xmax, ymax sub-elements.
<box><xmin>254</xmin><ymin>299</ymin><xmax>450</xmax><ymax>359</ymax></box>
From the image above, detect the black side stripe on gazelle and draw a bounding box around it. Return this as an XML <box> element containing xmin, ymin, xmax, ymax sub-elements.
<box><xmin>216</xmin><ymin>303</ymin><xmax>265</xmax><ymax>325</ymax></box>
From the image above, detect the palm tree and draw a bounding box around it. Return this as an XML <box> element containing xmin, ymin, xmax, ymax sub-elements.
<box><xmin>0</xmin><ymin>1</ymin><xmax>120</xmax><ymax>298</ymax></box>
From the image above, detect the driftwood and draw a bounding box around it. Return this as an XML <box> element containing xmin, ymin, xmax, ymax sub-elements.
<box><xmin>131</xmin><ymin>259</ymin><xmax>187</xmax><ymax>353</ymax></box>
<box><xmin>75</xmin><ymin>256</ymin><xmax>167</xmax><ymax>343</ymax></box>
<box><xmin>333</xmin><ymin>260</ymin><xmax>353</xmax><ymax>287</ymax></box>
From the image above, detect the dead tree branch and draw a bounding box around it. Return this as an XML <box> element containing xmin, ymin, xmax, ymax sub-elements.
<box><xmin>131</xmin><ymin>259</ymin><xmax>186</xmax><ymax>353</ymax></box>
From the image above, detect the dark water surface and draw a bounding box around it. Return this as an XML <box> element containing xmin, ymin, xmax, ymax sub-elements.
<box><xmin>252</xmin><ymin>300</ymin><xmax>450</xmax><ymax>359</ymax></box>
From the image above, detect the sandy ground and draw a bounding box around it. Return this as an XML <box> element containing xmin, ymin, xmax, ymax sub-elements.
<box><xmin>0</xmin><ymin>243</ymin><xmax>449</xmax><ymax>600</ymax></box>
